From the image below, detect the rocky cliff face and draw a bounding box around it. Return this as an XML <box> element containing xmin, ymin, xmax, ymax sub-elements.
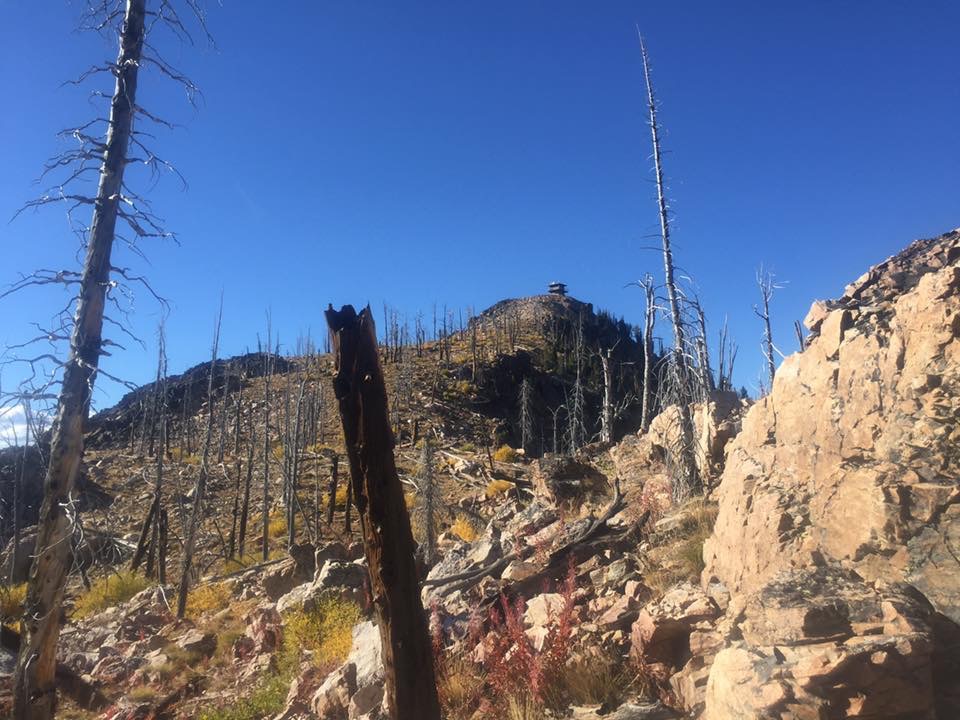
<box><xmin>690</xmin><ymin>230</ymin><xmax>960</xmax><ymax>718</ymax></box>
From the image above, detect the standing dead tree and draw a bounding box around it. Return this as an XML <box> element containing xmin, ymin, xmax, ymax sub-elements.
<box><xmin>690</xmin><ymin>295</ymin><xmax>714</xmax><ymax>397</ymax></box>
<box><xmin>326</xmin><ymin>452</ymin><xmax>339</xmax><ymax>527</ymax></box>
<box><xmin>176</xmin><ymin>301</ymin><xmax>222</xmax><ymax>618</ymax></box>
<box><xmin>415</xmin><ymin>437</ymin><xmax>438</xmax><ymax>566</ymax></box>
<box><xmin>237</xmin><ymin>416</ymin><xmax>255</xmax><ymax>559</ymax></box>
<box><xmin>130</xmin><ymin>325</ymin><xmax>168</xmax><ymax>574</ymax></box>
<box><xmin>566</xmin><ymin>313</ymin><xmax>587</xmax><ymax>453</ymax></box>
<box><xmin>261</xmin><ymin>319</ymin><xmax>274</xmax><ymax>562</ymax></box>
<box><xmin>325</xmin><ymin>304</ymin><xmax>441</xmax><ymax>720</ymax></box>
<box><xmin>9</xmin><ymin>2</ymin><xmax>211</xmax><ymax>717</ymax></box>
<box><xmin>716</xmin><ymin>317</ymin><xmax>738</xmax><ymax>393</ymax></box>
<box><xmin>639</xmin><ymin>33</ymin><xmax>699</xmax><ymax>500</ymax></box>
<box><xmin>518</xmin><ymin>376</ymin><xmax>534</xmax><ymax>455</ymax></box>
<box><xmin>639</xmin><ymin>274</ymin><xmax>656</xmax><ymax>432</ymax></box>
<box><xmin>754</xmin><ymin>266</ymin><xmax>782</xmax><ymax>391</ymax></box>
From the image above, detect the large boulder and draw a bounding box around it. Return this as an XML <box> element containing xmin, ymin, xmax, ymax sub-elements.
<box><xmin>692</xmin><ymin>231</ymin><xmax>960</xmax><ymax>718</ymax></box>
<box><xmin>311</xmin><ymin>621</ymin><xmax>384</xmax><ymax>720</ymax></box>
<box><xmin>702</xmin><ymin>567</ymin><xmax>941</xmax><ymax>719</ymax></box>
<box><xmin>704</xmin><ymin>231</ymin><xmax>960</xmax><ymax>615</ymax></box>
<box><xmin>532</xmin><ymin>457</ymin><xmax>609</xmax><ymax>503</ymax></box>
<box><xmin>644</xmin><ymin>389</ymin><xmax>744</xmax><ymax>480</ymax></box>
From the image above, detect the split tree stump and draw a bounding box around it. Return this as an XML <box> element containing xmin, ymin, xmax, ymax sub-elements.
<box><xmin>325</xmin><ymin>304</ymin><xmax>441</xmax><ymax>720</ymax></box>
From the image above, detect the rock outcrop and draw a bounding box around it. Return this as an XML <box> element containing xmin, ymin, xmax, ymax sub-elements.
<box><xmin>693</xmin><ymin>230</ymin><xmax>960</xmax><ymax>718</ymax></box>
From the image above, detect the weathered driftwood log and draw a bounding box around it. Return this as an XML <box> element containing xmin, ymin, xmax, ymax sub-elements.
<box><xmin>325</xmin><ymin>304</ymin><xmax>441</xmax><ymax>720</ymax></box>
<box><xmin>425</xmin><ymin>480</ymin><xmax>642</xmax><ymax>603</ymax></box>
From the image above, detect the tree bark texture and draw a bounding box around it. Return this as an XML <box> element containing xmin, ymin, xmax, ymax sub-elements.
<box><xmin>325</xmin><ymin>304</ymin><xmax>441</xmax><ymax>720</ymax></box>
<box><xmin>13</xmin><ymin>3</ymin><xmax>145</xmax><ymax>717</ymax></box>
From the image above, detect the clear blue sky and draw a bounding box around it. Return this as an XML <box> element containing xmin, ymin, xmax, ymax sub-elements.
<box><xmin>1</xmin><ymin>0</ymin><xmax>958</xmax><ymax>417</ymax></box>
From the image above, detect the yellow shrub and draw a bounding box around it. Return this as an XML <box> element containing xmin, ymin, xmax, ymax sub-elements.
<box><xmin>223</xmin><ymin>551</ymin><xmax>262</xmax><ymax>574</ymax></box>
<box><xmin>281</xmin><ymin>595</ymin><xmax>362</xmax><ymax>671</ymax></box>
<box><xmin>73</xmin><ymin>571</ymin><xmax>151</xmax><ymax>619</ymax></box>
<box><xmin>181</xmin><ymin>453</ymin><xmax>201</xmax><ymax>466</ymax></box>
<box><xmin>128</xmin><ymin>685</ymin><xmax>159</xmax><ymax>703</ymax></box>
<box><xmin>0</xmin><ymin>583</ymin><xmax>27</xmax><ymax>624</ymax></box>
<box><xmin>493</xmin><ymin>445</ymin><xmax>520</xmax><ymax>463</ymax></box>
<box><xmin>453</xmin><ymin>380</ymin><xmax>473</xmax><ymax>395</ymax></box>
<box><xmin>335</xmin><ymin>484</ymin><xmax>349</xmax><ymax>506</ymax></box>
<box><xmin>485</xmin><ymin>479</ymin><xmax>515</xmax><ymax>499</ymax></box>
<box><xmin>187</xmin><ymin>581</ymin><xmax>232</xmax><ymax>619</ymax></box>
<box><xmin>268</xmin><ymin>511</ymin><xmax>287</xmax><ymax>539</ymax></box>
<box><xmin>450</xmin><ymin>515</ymin><xmax>479</xmax><ymax>543</ymax></box>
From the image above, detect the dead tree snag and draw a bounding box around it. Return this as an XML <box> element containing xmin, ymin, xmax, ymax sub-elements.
<box><xmin>325</xmin><ymin>304</ymin><xmax>441</xmax><ymax>720</ymax></box>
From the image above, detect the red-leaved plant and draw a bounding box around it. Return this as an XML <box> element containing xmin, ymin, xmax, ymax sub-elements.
<box><xmin>481</xmin><ymin>560</ymin><xmax>577</xmax><ymax>712</ymax></box>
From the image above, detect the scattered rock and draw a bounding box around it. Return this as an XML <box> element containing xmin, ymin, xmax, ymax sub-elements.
<box><xmin>176</xmin><ymin>628</ymin><xmax>217</xmax><ymax>658</ymax></box>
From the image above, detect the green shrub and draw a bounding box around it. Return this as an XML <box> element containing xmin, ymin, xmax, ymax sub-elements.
<box><xmin>197</xmin><ymin>673</ymin><xmax>290</xmax><ymax>720</ymax></box>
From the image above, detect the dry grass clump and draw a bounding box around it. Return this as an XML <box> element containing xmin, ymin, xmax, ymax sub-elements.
<box><xmin>187</xmin><ymin>581</ymin><xmax>232</xmax><ymax>619</ymax></box>
<box><xmin>128</xmin><ymin>685</ymin><xmax>159</xmax><ymax>703</ymax></box>
<box><xmin>643</xmin><ymin>498</ymin><xmax>718</xmax><ymax>594</ymax></box>
<box><xmin>268</xmin><ymin>511</ymin><xmax>287</xmax><ymax>539</ymax></box>
<box><xmin>449</xmin><ymin>515</ymin><xmax>480</xmax><ymax>542</ymax></box>
<box><xmin>72</xmin><ymin>571</ymin><xmax>151</xmax><ymax>619</ymax></box>
<box><xmin>280</xmin><ymin>595</ymin><xmax>362</xmax><ymax>671</ymax></box>
<box><xmin>437</xmin><ymin>654</ymin><xmax>486</xmax><ymax>719</ymax></box>
<box><xmin>485</xmin><ymin>479</ymin><xmax>515</xmax><ymax>499</ymax></box>
<box><xmin>493</xmin><ymin>445</ymin><xmax>520</xmax><ymax>463</ymax></box>
<box><xmin>453</xmin><ymin>380</ymin><xmax>473</xmax><ymax>396</ymax></box>
<box><xmin>562</xmin><ymin>651</ymin><xmax>631</xmax><ymax>708</ymax></box>
<box><xmin>0</xmin><ymin>582</ymin><xmax>27</xmax><ymax>624</ymax></box>
<box><xmin>197</xmin><ymin>674</ymin><xmax>290</xmax><ymax>720</ymax></box>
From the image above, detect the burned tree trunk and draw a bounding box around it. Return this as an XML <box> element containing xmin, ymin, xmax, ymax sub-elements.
<box><xmin>145</xmin><ymin>418</ymin><xmax>166</xmax><ymax>579</ymax></box>
<box><xmin>325</xmin><ymin>304</ymin><xmax>441</xmax><ymax>720</ymax></box>
<box><xmin>600</xmin><ymin>348</ymin><xmax>614</xmax><ymax>444</ymax></box>
<box><xmin>238</xmin><ymin>421</ymin><xmax>255</xmax><ymax>558</ymax></box>
<box><xmin>640</xmin><ymin>275</ymin><xmax>656</xmax><ymax>432</ymax></box>
<box><xmin>13</xmin><ymin>4</ymin><xmax>146</xmax><ymax>717</ymax></box>
<box><xmin>176</xmin><ymin>306</ymin><xmax>222</xmax><ymax>618</ymax></box>
<box><xmin>639</xmin><ymin>34</ymin><xmax>700</xmax><ymax>500</ymax></box>
<box><xmin>326</xmin><ymin>453</ymin><xmax>339</xmax><ymax>526</ymax></box>
<box><xmin>755</xmin><ymin>266</ymin><xmax>779</xmax><ymax>391</ymax></box>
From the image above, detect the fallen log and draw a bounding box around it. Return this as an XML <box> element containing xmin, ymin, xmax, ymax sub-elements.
<box><xmin>425</xmin><ymin>479</ymin><xmax>640</xmax><ymax>598</ymax></box>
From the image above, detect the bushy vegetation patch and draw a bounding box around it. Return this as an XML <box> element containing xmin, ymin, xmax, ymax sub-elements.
<box><xmin>72</xmin><ymin>571</ymin><xmax>151</xmax><ymax>619</ymax></box>
<box><xmin>0</xmin><ymin>582</ymin><xmax>27</xmax><ymax>625</ymax></box>
<box><xmin>450</xmin><ymin>515</ymin><xmax>480</xmax><ymax>542</ymax></box>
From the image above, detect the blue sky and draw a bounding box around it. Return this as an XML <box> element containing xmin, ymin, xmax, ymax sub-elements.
<box><xmin>1</xmin><ymin>0</ymin><xmax>958</xmax><ymax>417</ymax></box>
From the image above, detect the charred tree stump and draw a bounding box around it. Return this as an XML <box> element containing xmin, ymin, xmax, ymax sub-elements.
<box><xmin>325</xmin><ymin>304</ymin><xmax>441</xmax><ymax>720</ymax></box>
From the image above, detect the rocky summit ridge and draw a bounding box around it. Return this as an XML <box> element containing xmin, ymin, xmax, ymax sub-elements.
<box><xmin>0</xmin><ymin>230</ymin><xmax>958</xmax><ymax>719</ymax></box>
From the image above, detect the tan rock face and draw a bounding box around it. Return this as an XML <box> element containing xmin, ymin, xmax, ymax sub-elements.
<box><xmin>693</xmin><ymin>231</ymin><xmax>960</xmax><ymax>718</ymax></box>
<box><xmin>704</xmin><ymin>231</ymin><xmax>960</xmax><ymax>619</ymax></box>
<box><xmin>644</xmin><ymin>390</ymin><xmax>744</xmax><ymax>481</ymax></box>
<box><xmin>703</xmin><ymin>567</ymin><xmax>938</xmax><ymax>720</ymax></box>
